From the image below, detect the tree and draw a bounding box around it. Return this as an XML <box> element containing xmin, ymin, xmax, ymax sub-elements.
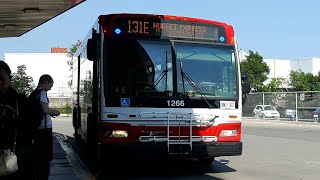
<box><xmin>67</xmin><ymin>40</ymin><xmax>81</xmax><ymax>88</ymax></box>
<box><xmin>67</xmin><ymin>40</ymin><xmax>81</xmax><ymax>58</ymax></box>
<box><xmin>262</xmin><ymin>78</ymin><xmax>286</xmax><ymax>92</ymax></box>
<box><xmin>240</xmin><ymin>50</ymin><xmax>270</xmax><ymax>92</ymax></box>
<box><xmin>80</xmin><ymin>70</ymin><xmax>92</xmax><ymax>104</ymax></box>
<box><xmin>289</xmin><ymin>70</ymin><xmax>320</xmax><ymax>91</ymax></box>
<box><xmin>11</xmin><ymin>65</ymin><xmax>34</xmax><ymax>96</ymax></box>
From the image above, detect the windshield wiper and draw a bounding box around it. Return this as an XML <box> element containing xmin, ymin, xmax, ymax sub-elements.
<box><xmin>178</xmin><ymin>53</ymin><xmax>213</xmax><ymax>109</ymax></box>
<box><xmin>154</xmin><ymin>51</ymin><xmax>168</xmax><ymax>90</ymax></box>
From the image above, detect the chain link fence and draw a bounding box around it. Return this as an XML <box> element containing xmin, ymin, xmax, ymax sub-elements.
<box><xmin>243</xmin><ymin>91</ymin><xmax>320</xmax><ymax>122</ymax></box>
<box><xmin>48</xmin><ymin>94</ymin><xmax>72</xmax><ymax>108</ymax></box>
<box><xmin>47</xmin><ymin>91</ymin><xmax>72</xmax><ymax>114</ymax></box>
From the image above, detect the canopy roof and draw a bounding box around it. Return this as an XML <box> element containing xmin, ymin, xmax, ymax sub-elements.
<box><xmin>0</xmin><ymin>0</ymin><xmax>85</xmax><ymax>37</ymax></box>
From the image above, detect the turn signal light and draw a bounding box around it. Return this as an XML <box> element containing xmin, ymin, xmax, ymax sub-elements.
<box><xmin>220</xmin><ymin>130</ymin><xmax>238</xmax><ymax>137</ymax></box>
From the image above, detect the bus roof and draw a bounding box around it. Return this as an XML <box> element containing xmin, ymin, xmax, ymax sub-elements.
<box><xmin>100</xmin><ymin>13</ymin><xmax>231</xmax><ymax>27</ymax></box>
<box><xmin>99</xmin><ymin>13</ymin><xmax>235</xmax><ymax>44</ymax></box>
<box><xmin>74</xmin><ymin>13</ymin><xmax>235</xmax><ymax>57</ymax></box>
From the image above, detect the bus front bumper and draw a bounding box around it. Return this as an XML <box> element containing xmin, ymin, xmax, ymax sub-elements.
<box><xmin>99</xmin><ymin>141</ymin><xmax>242</xmax><ymax>159</ymax></box>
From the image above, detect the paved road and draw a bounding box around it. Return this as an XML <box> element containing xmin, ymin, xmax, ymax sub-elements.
<box><xmin>52</xmin><ymin>116</ymin><xmax>74</xmax><ymax>137</ymax></box>
<box><xmin>53</xmin><ymin>117</ymin><xmax>320</xmax><ymax>180</ymax></box>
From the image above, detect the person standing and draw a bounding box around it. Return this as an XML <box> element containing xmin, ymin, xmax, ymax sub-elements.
<box><xmin>0</xmin><ymin>61</ymin><xmax>31</xmax><ymax>179</ymax></box>
<box><xmin>30</xmin><ymin>74</ymin><xmax>60</xmax><ymax>180</ymax></box>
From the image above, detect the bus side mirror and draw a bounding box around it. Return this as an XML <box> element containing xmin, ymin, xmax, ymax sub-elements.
<box><xmin>241</xmin><ymin>72</ymin><xmax>250</xmax><ymax>104</ymax></box>
<box><xmin>87</xmin><ymin>38</ymin><xmax>97</xmax><ymax>61</ymax></box>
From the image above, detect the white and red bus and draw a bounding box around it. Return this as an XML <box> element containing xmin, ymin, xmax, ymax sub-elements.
<box><xmin>72</xmin><ymin>13</ymin><xmax>248</xmax><ymax>164</ymax></box>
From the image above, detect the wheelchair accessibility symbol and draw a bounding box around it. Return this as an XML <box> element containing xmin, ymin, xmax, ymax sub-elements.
<box><xmin>120</xmin><ymin>98</ymin><xmax>130</xmax><ymax>107</ymax></box>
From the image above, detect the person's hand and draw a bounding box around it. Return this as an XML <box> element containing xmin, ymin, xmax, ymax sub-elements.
<box><xmin>51</xmin><ymin>110</ymin><xmax>60</xmax><ymax>116</ymax></box>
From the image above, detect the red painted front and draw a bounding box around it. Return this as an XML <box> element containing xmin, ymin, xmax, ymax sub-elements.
<box><xmin>98</xmin><ymin>121</ymin><xmax>241</xmax><ymax>144</ymax></box>
<box><xmin>100</xmin><ymin>14</ymin><xmax>235</xmax><ymax>45</ymax></box>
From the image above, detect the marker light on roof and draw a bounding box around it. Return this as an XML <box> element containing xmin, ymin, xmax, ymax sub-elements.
<box><xmin>115</xmin><ymin>28</ymin><xmax>121</xmax><ymax>34</ymax></box>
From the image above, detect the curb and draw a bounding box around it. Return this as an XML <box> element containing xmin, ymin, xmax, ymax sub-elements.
<box><xmin>54</xmin><ymin>133</ymin><xmax>95</xmax><ymax>180</ymax></box>
<box><xmin>243</xmin><ymin>119</ymin><xmax>320</xmax><ymax>126</ymax></box>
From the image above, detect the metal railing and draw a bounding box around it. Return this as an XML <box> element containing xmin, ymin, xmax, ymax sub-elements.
<box><xmin>167</xmin><ymin>113</ymin><xmax>193</xmax><ymax>153</ymax></box>
<box><xmin>243</xmin><ymin>91</ymin><xmax>320</xmax><ymax>122</ymax></box>
<box><xmin>138</xmin><ymin>112</ymin><xmax>217</xmax><ymax>154</ymax></box>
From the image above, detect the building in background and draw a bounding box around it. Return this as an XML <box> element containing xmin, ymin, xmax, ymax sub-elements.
<box><xmin>239</xmin><ymin>50</ymin><xmax>249</xmax><ymax>61</ymax></box>
<box><xmin>4</xmin><ymin>48</ymin><xmax>72</xmax><ymax>108</ymax></box>
<box><xmin>291</xmin><ymin>58</ymin><xmax>320</xmax><ymax>75</ymax></box>
<box><xmin>263</xmin><ymin>59</ymin><xmax>291</xmax><ymax>88</ymax></box>
<box><xmin>51</xmin><ymin>47</ymin><xmax>68</xmax><ymax>53</ymax></box>
<box><xmin>264</xmin><ymin>58</ymin><xmax>320</xmax><ymax>84</ymax></box>
<box><xmin>240</xmin><ymin>50</ymin><xmax>320</xmax><ymax>88</ymax></box>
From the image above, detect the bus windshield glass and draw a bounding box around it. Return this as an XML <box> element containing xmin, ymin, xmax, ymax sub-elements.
<box><xmin>104</xmin><ymin>38</ymin><xmax>238</xmax><ymax>107</ymax></box>
<box><xmin>175</xmin><ymin>42</ymin><xmax>237</xmax><ymax>99</ymax></box>
<box><xmin>105</xmin><ymin>38</ymin><xmax>173</xmax><ymax>103</ymax></box>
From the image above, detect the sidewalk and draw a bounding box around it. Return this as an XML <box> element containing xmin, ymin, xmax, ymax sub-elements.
<box><xmin>49</xmin><ymin>133</ymin><xmax>94</xmax><ymax>180</ymax></box>
<box><xmin>59</xmin><ymin>114</ymin><xmax>72</xmax><ymax>117</ymax></box>
<box><xmin>243</xmin><ymin>118</ymin><xmax>320</xmax><ymax>126</ymax></box>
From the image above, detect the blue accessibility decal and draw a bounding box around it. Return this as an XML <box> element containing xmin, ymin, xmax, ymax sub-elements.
<box><xmin>120</xmin><ymin>98</ymin><xmax>130</xmax><ymax>107</ymax></box>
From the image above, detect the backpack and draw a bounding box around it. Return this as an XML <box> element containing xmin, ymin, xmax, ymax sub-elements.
<box><xmin>27</xmin><ymin>89</ymin><xmax>45</xmax><ymax>130</ymax></box>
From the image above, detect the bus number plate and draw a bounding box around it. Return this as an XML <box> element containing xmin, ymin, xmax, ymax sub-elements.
<box><xmin>167</xmin><ymin>100</ymin><xmax>185</xmax><ymax>107</ymax></box>
<box><xmin>220</xmin><ymin>101</ymin><xmax>235</xmax><ymax>109</ymax></box>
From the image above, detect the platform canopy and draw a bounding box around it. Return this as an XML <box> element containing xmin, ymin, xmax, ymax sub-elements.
<box><xmin>0</xmin><ymin>0</ymin><xmax>85</xmax><ymax>37</ymax></box>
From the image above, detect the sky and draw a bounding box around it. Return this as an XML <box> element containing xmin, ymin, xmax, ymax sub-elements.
<box><xmin>1</xmin><ymin>0</ymin><xmax>320</xmax><ymax>60</ymax></box>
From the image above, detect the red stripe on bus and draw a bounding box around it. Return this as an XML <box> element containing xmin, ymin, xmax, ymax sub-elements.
<box><xmin>98</xmin><ymin>122</ymin><xmax>241</xmax><ymax>143</ymax></box>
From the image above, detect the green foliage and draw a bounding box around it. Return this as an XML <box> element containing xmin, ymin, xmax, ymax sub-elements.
<box><xmin>11</xmin><ymin>65</ymin><xmax>34</xmax><ymax>96</ymax></box>
<box><xmin>67</xmin><ymin>40</ymin><xmax>81</xmax><ymax>58</ymax></box>
<box><xmin>63</xmin><ymin>102</ymin><xmax>72</xmax><ymax>114</ymax></box>
<box><xmin>289</xmin><ymin>70</ymin><xmax>320</xmax><ymax>91</ymax></box>
<box><xmin>56</xmin><ymin>102</ymin><xmax>72</xmax><ymax>114</ymax></box>
<box><xmin>67</xmin><ymin>40</ymin><xmax>81</xmax><ymax>88</ymax></box>
<box><xmin>240</xmin><ymin>50</ymin><xmax>270</xmax><ymax>92</ymax></box>
<box><xmin>262</xmin><ymin>78</ymin><xmax>286</xmax><ymax>92</ymax></box>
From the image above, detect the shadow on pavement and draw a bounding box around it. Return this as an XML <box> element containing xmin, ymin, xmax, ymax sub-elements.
<box><xmin>67</xmin><ymin>136</ymin><xmax>236</xmax><ymax>180</ymax></box>
<box><xmin>50</xmin><ymin>133</ymin><xmax>82</xmax><ymax>180</ymax></box>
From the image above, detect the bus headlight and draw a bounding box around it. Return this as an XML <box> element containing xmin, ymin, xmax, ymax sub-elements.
<box><xmin>113</xmin><ymin>130</ymin><xmax>128</xmax><ymax>138</ymax></box>
<box><xmin>105</xmin><ymin>130</ymin><xmax>128</xmax><ymax>138</ymax></box>
<box><xmin>220</xmin><ymin>130</ymin><xmax>238</xmax><ymax>137</ymax></box>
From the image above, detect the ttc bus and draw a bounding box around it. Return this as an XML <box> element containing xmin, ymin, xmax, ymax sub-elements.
<box><xmin>72</xmin><ymin>13</ymin><xmax>249</xmax><ymax>164</ymax></box>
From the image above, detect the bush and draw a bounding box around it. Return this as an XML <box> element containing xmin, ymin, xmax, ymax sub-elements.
<box><xmin>57</xmin><ymin>102</ymin><xmax>72</xmax><ymax>114</ymax></box>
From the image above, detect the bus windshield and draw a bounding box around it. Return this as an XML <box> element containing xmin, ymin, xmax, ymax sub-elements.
<box><xmin>105</xmin><ymin>38</ymin><xmax>173</xmax><ymax>100</ymax></box>
<box><xmin>175</xmin><ymin>42</ymin><xmax>237</xmax><ymax>99</ymax></box>
<box><xmin>104</xmin><ymin>38</ymin><xmax>237</xmax><ymax>107</ymax></box>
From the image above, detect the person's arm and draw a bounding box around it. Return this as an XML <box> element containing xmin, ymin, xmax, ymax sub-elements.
<box><xmin>39</xmin><ymin>91</ymin><xmax>60</xmax><ymax>116</ymax></box>
<box><xmin>40</xmin><ymin>103</ymin><xmax>60</xmax><ymax>116</ymax></box>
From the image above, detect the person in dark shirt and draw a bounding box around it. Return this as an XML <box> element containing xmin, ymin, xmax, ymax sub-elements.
<box><xmin>0</xmin><ymin>61</ymin><xmax>33</xmax><ymax>179</ymax></box>
<box><xmin>32</xmin><ymin>74</ymin><xmax>60</xmax><ymax>180</ymax></box>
